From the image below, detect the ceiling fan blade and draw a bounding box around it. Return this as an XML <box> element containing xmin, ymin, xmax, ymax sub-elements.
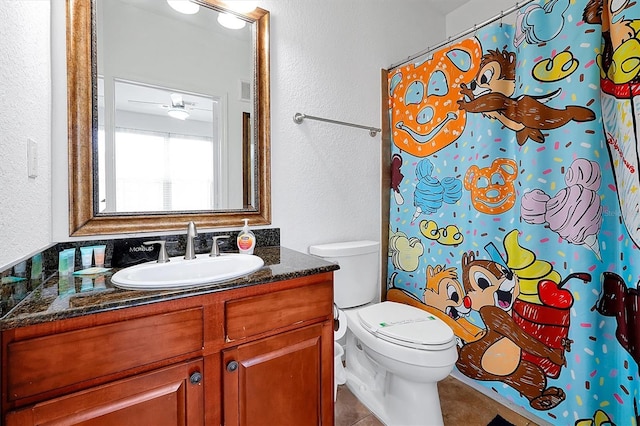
<box><xmin>128</xmin><ymin>99</ymin><xmax>163</xmax><ymax>105</ymax></box>
<box><xmin>170</xmin><ymin>93</ymin><xmax>184</xmax><ymax>107</ymax></box>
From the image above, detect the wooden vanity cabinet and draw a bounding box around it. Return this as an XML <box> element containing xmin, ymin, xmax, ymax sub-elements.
<box><xmin>6</xmin><ymin>359</ymin><xmax>205</xmax><ymax>426</ymax></box>
<box><xmin>223</xmin><ymin>324</ymin><xmax>328</xmax><ymax>426</ymax></box>
<box><xmin>1</xmin><ymin>273</ymin><xmax>335</xmax><ymax>426</ymax></box>
<box><xmin>222</xmin><ymin>282</ymin><xmax>335</xmax><ymax>426</ymax></box>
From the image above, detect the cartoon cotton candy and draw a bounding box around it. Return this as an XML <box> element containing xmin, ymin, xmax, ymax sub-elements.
<box><xmin>521</xmin><ymin>159</ymin><xmax>603</xmax><ymax>259</ymax></box>
<box><xmin>513</xmin><ymin>0</ymin><xmax>571</xmax><ymax>47</ymax></box>
<box><xmin>412</xmin><ymin>159</ymin><xmax>462</xmax><ymax>222</ymax></box>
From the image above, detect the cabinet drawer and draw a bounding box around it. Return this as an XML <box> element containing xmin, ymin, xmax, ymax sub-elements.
<box><xmin>7</xmin><ymin>308</ymin><xmax>204</xmax><ymax>401</ymax></box>
<box><xmin>225</xmin><ymin>281</ymin><xmax>332</xmax><ymax>341</ymax></box>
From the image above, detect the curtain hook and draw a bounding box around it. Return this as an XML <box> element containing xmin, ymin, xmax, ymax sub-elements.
<box><xmin>500</xmin><ymin>10</ymin><xmax>504</xmax><ymax>27</ymax></box>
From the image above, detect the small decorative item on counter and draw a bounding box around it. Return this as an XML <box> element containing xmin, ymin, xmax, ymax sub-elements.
<box><xmin>237</xmin><ymin>218</ymin><xmax>256</xmax><ymax>255</ymax></box>
<box><xmin>80</xmin><ymin>246</ymin><xmax>94</xmax><ymax>269</ymax></box>
<box><xmin>66</xmin><ymin>248</ymin><xmax>76</xmax><ymax>275</ymax></box>
<box><xmin>58</xmin><ymin>248</ymin><xmax>75</xmax><ymax>276</ymax></box>
<box><xmin>92</xmin><ymin>245</ymin><xmax>106</xmax><ymax>267</ymax></box>
<box><xmin>58</xmin><ymin>251</ymin><xmax>68</xmax><ymax>275</ymax></box>
<box><xmin>30</xmin><ymin>253</ymin><xmax>43</xmax><ymax>280</ymax></box>
<box><xmin>111</xmin><ymin>238</ymin><xmax>159</xmax><ymax>267</ymax></box>
<box><xmin>73</xmin><ymin>267</ymin><xmax>111</xmax><ymax>275</ymax></box>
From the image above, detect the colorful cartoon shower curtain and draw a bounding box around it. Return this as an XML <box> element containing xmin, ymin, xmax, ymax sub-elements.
<box><xmin>386</xmin><ymin>0</ymin><xmax>640</xmax><ymax>424</ymax></box>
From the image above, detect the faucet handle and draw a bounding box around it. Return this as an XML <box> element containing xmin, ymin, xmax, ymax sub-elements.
<box><xmin>210</xmin><ymin>235</ymin><xmax>230</xmax><ymax>257</ymax></box>
<box><xmin>143</xmin><ymin>240</ymin><xmax>170</xmax><ymax>263</ymax></box>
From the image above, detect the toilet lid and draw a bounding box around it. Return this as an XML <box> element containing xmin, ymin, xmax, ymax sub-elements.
<box><xmin>357</xmin><ymin>301</ymin><xmax>455</xmax><ymax>350</ymax></box>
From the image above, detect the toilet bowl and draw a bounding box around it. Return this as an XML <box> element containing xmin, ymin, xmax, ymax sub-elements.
<box><xmin>309</xmin><ymin>241</ymin><xmax>458</xmax><ymax>426</ymax></box>
<box><xmin>342</xmin><ymin>301</ymin><xmax>457</xmax><ymax>426</ymax></box>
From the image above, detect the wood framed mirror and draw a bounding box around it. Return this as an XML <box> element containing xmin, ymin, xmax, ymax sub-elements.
<box><xmin>67</xmin><ymin>0</ymin><xmax>270</xmax><ymax>236</ymax></box>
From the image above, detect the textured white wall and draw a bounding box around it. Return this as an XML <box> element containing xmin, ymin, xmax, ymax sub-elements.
<box><xmin>0</xmin><ymin>1</ymin><xmax>52</xmax><ymax>269</ymax></box>
<box><xmin>262</xmin><ymin>0</ymin><xmax>444</xmax><ymax>253</ymax></box>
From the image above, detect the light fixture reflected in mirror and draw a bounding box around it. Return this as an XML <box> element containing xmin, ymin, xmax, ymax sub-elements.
<box><xmin>168</xmin><ymin>106</ymin><xmax>189</xmax><ymax>120</ymax></box>
<box><xmin>218</xmin><ymin>0</ymin><xmax>259</xmax><ymax>28</ymax></box>
<box><xmin>167</xmin><ymin>0</ymin><xmax>200</xmax><ymax>15</ymax></box>
<box><xmin>167</xmin><ymin>93</ymin><xmax>189</xmax><ymax>120</ymax></box>
<box><xmin>221</xmin><ymin>1</ymin><xmax>258</xmax><ymax>13</ymax></box>
<box><xmin>217</xmin><ymin>12</ymin><xmax>246</xmax><ymax>29</ymax></box>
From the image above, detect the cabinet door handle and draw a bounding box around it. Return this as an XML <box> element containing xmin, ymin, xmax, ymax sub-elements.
<box><xmin>226</xmin><ymin>360</ymin><xmax>239</xmax><ymax>372</ymax></box>
<box><xmin>190</xmin><ymin>371</ymin><xmax>203</xmax><ymax>385</ymax></box>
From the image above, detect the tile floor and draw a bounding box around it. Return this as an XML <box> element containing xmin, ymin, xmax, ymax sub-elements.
<box><xmin>335</xmin><ymin>375</ymin><xmax>542</xmax><ymax>426</ymax></box>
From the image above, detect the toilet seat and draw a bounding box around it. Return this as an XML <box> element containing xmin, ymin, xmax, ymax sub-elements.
<box><xmin>357</xmin><ymin>301</ymin><xmax>455</xmax><ymax>350</ymax></box>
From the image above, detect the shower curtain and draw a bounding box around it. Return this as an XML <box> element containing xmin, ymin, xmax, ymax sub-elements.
<box><xmin>386</xmin><ymin>0</ymin><xmax>640</xmax><ymax>424</ymax></box>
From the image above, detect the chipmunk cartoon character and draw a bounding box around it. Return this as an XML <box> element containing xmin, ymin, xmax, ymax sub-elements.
<box><xmin>457</xmin><ymin>48</ymin><xmax>595</xmax><ymax>145</ymax></box>
<box><xmin>456</xmin><ymin>249</ymin><xmax>567</xmax><ymax>411</ymax></box>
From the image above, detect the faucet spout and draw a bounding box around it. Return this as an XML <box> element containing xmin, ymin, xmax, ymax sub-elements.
<box><xmin>185</xmin><ymin>221</ymin><xmax>198</xmax><ymax>260</ymax></box>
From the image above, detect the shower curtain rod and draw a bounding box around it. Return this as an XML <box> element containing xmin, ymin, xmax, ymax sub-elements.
<box><xmin>388</xmin><ymin>0</ymin><xmax>536</xmax><ymax>71</ymax></box>
<box><xmin>293</xmin><ymin>112</ymin><xmax>381</xmax><ymax>137</ymax></box>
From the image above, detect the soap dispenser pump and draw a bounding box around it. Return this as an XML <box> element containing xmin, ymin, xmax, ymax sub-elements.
<box><xmin>237</xmin><ymin>218</ymin><xmax>256</xmax><ymax>255</ymax></box>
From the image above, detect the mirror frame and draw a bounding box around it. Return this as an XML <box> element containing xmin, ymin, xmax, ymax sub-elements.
<box><xmin>67</xmin><ymin>0</ymin><xmax>271</xmax><ymax>236</ymax></box>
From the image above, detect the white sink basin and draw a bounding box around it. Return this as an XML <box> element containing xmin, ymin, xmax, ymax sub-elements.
<box><xmin>111</xmin><ymin>254</ymin><xmax>264</xmax><ymax>291</ymax></box>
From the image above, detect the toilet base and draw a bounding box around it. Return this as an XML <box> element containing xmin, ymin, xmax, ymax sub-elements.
<box><xmin>344</xmin><ymin>337</ymin><xmax>447</xmax><ymax>426</ymax></box>
<box><xmin>345</xmin><ymin>369</ymin><xmax>445</xmax><ymax>426</ymax></box>
<box><xmin>345</xmin><ymin>370</ymin><xmax>389</xmax><ymax>424</ymax></box>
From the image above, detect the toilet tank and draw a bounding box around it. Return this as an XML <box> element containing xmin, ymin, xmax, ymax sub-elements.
<box><xmin>309</xmin><ymin>240</ymin><xmax>380</xmax><ymax>309</ymax></box>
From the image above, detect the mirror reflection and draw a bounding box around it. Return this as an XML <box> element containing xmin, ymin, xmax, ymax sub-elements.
<box><xmin>97</xmin><ymin>0</ymin><xmax>254</xmax><ymax>214</ymax></box>
<box><xmin>67</xmin><ymin>0</ymin><xmax>270</xmax><ymax>236</ymax></box>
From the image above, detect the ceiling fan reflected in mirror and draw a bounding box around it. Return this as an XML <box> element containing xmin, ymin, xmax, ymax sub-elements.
<box><xmin>168</xmin><ymin>93</ymin><xmax>189</xmax><ymax>120</ymax></box>
<box><xmin>127</xmin><ymin>93</ymin><xmax>213</xmax><ymax>121</ymax></box>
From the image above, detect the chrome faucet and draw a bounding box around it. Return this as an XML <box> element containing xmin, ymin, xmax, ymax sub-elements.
<box><xmin>184</xmin><ymin>221</ymin><xmax>198</xmax><ymax>260</ymax></box>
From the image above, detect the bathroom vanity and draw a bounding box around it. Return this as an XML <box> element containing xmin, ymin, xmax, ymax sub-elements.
<box><xmin>0</xmin><ymin>247</ymin><xmax>337</xmax><ymax>425</ymax></box>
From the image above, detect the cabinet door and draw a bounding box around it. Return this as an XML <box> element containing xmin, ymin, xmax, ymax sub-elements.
<box><xmin>6</xmin><ymin>359</ymin><xmax>204</xmax><ymax>426</ymax></box>
<box><xmin>223</xmin><ymin>324</ymin><xmax>328</xmax><ymax>426</ymax></box>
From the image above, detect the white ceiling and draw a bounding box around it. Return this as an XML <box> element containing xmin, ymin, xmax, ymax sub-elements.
<box><xmin>427</xmin><ymin>0</ymin><xmax>473</xmax><ymax>15</ymax></box>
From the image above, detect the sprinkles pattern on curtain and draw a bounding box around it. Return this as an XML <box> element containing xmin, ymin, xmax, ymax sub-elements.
<box><xmin>386</xmin><ymin>0</ymin><xmax>640</xmax><ymax>424</ymax></box>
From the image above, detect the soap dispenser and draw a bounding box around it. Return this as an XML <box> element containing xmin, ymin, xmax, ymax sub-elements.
<box><xmin>237</xmin><ymin>218</ymin><xmax>256</xmax><ymax>255</ymax></box>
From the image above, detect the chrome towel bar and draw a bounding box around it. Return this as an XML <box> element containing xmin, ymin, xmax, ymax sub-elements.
<box><xmin>293</xmin><ymin>112</ymin><xmax>381</xmax><ymax>137</ymax></box>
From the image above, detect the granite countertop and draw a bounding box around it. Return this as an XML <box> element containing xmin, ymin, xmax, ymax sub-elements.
<box><xmin>0</xmin><ymin>247</ymin><xmax>339</xmax><ymax>330</ymax></box>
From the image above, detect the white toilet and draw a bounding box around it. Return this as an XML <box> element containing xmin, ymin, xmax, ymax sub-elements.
<box><xmin>309</xmin><ymin>240</ymin><xmax>458</xmax><ymax>426</ymax></box>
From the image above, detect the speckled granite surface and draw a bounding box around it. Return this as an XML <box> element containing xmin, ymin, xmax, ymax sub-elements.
<box><xmin>0</xmin><ymin>247</ymin><xmax>338</xmax><ymax>330</ymax></box>
<box><xmin>0</xmin><ymin>228</ymin><xmax>280</xmax><ymax>319</ymax></box>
